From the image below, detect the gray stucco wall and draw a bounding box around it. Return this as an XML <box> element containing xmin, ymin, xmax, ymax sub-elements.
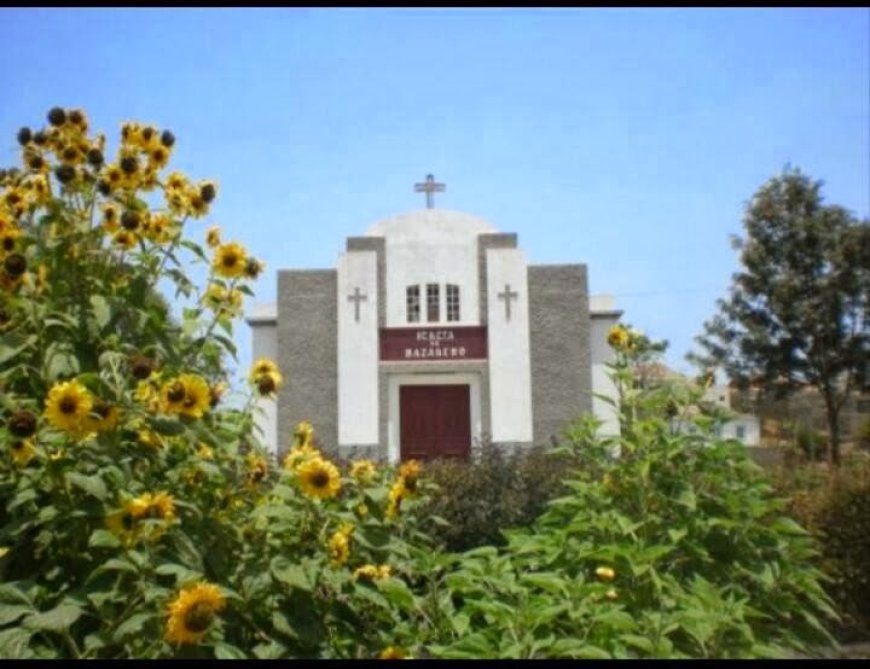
<box><xmin>528</xmin><ymin>264</ymin><xmax>592</xmax><ymax>446</ymax></box>
<box><xmin>276</xmin><ymin>269</ymin><xmax>338</xmax><ymax>457</ymax></box>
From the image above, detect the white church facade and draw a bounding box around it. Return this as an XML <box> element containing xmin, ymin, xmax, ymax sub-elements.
<box><xmin>247</xmin><ymin>177</ymin><xmax>621</xmax><ymax>461</ymax></box>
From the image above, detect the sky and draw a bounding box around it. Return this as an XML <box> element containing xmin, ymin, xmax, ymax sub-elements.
<box><xmin>1</xmin><ymin>8</ymin><xmax>868</xmax><ymax>389</ymax></box>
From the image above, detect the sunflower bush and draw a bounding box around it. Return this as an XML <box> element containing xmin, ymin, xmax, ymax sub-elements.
<box><xmin>0</xmin><ymin>108</ymin><xmax>436</xmax><ymax>659</ymax></box>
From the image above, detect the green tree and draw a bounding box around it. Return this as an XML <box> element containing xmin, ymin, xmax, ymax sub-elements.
<box><xmin>689</xmin><ymin>167</ymin><xmax>869</xmax><ymax>466</ymax></box>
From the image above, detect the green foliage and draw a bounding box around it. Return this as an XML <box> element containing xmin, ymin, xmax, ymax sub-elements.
<box><xmin>794</xmin><ymin>424</ymin><xmax>829</xmax><ymax>463</ymax></box>
<box><xmin>419</xmin><ymin>440</ymin><xmax>576</xmax><ymax>552</ymax></box>
<box><xmin>421</xmin><ymin>338</ymin><xmax>838</xmax><ymax>659</ymax></box>
<box><xmin>0</xmin><ymin>108</ymin><xmax>436</xmax><ymax>659</ymax></box>
<box><xmin>690</xmin><ymin>167</ymin><xmax>870</xmax><ymax>465</ymax></box>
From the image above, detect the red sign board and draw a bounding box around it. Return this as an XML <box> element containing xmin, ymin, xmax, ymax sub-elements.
<box><xmin>380</xmin><ymin>326</ymin><xmax>488</xmax><ymax>362</ymax></box>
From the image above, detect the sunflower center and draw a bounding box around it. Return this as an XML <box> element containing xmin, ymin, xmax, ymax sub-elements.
<box><xmin>183</xmin><ymin>601</ymin><xmax>215</xmax><ymax>633</ymax></box>
<box><xmin>311</xmin><ymin>471</ymin><xmax>329</xmax><ymax>488</ymax></box>
<box><xmin>167</xmin><ymin>383</ymin><xmax>185</xmax><ymax>403</ymax></box>
<box><xmin>59</xmin><ymin>396</ymin><xmax>78</xmax><ymax>414</ymax></box>
<box><xmin>11</xmin><ymin>440</ymin><xmax>24</xmax><ymax>451</ymax></box>
<box><xmin>121</xmin><ymin>512</ymin><xmax>135</xmax><ymax>530</ymax></box>
<box><xmin>222</xmin><ymin>252</ymin><xmax>238</xmax><ymax>268</ymax></box>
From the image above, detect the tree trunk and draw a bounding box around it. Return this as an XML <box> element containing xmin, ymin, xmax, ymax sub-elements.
<box><xmin>824</xmin><ymin>394</ymin><xmax>842</xmax><ymax>467</ymax></box>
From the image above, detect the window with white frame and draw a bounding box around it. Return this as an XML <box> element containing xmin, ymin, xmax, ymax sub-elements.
<box><xmin>406</xmin><ymin>285</ymin><xmax>420</xmax><ymax>323</ymax></box>
<box><xmin>426</xmin><ymin>283</ymin><xmax>440</xmax><ymax>323</ymax></box>
<box><xmin>446</xmin><ymin>284</ymin><xmax>460</xmax><ymax>322</ymax></box>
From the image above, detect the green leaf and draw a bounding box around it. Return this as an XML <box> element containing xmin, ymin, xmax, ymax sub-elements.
<box><xmin>90</xmin><ymin>295</ymin><xmax>111</xmax><ymax>330</ymax></box>
<box><xmin>0</xmin><ymin>627</ymin><xmax>34</xmax><ymax>659</ymax></box>
<box><xmin>154</xmin><ymin>562</ymin><xmax>203</xmax><ymax>584</ymax></box>
<box><xmin>0</xmin><ymin>582</ymin><xmax>33</xmax><ymax>606</ymax></box>
<box><xmin>113</xmin><ymin>612</ymin><xmax>153</xmax><ymax>641</ymax></box>
<box><xmin>620</xmin><ymin>634</ymin><xmax>654</xmax><ymax>654</ymax></box>
<box><xmin>66</xmin><ymin>472</ymin><xmax>107</xmax><ymax>500</ymax></box>
<box><xmin>149</xmin><ymin>418</ymin><xmax>187</xmax><ymax>436</ymax></box>
<box><xmin>45</xmin><ymin>342</ymin><xmax>80</xmax><ymax>380</ymax></box>
<box><xmin>0</xmin><ymin>605</ymin><xmax>32</xmax><ymax>626</ymax></box>
<box><xmin>271</xmin><ymin>559</ymin><xmax>313</xmax><ymax>592</ymax></box>
<box><xmin>676</xmin><ymin>487</ymin><xmax>697</xmax><ymax>511</ymax></box>
<box><xmin>89</xmin><ymin>529</ymin><xmax>121</xmax><ymax>549</ymax></box>
<box><xmin>549</xmin><ymin>639</ymin><xmax>611</xmax><ymax>659</ymax></box>
<box><xmin>214</xmin><ymin>643</ymin><xmax>248</xmax><ymax>659</ymax></box>
<box><xmin>667</xmin><ymin>528</ymin><xmax>688</xmax><ymax>544</ymax></box>
<box><xmin>376</xmin><ymin>577</ymin><xmax>416</xmax><ymax>610</ymax></box>
<box><xmin>0</xmin><ymin>334</ymin><xmax>37</xmax><ymax>365</ymax></box>
<box><xmin>24</xmin><ymin>601</ymin><xmax>82</xmax><ymax>632</ymax></box>
<box><xmin>519</xmin><ymin>572</ymin><xmax>567</xmax><ymax>595</ymax></box>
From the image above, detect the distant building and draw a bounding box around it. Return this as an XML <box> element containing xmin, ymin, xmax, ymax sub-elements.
<box><xmin>247</xmin><ymin>177</ymin><xmax>622</xmax><ymax>460</ymax></box>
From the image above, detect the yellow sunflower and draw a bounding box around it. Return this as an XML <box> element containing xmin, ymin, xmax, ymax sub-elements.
<box><xmin>44</xmin><ymin>380</ymin><xmax>93</xmax><ymax>435</ymax></box>
<box><xmin>83</xmin><ymin>402</ymin><xmax>121</xmax><ymax>433</ymax></box>
<box><xmin>196</xmin><ymin>443</ymin><xmax>214</xmax><ymax>460</ymax></box>
<box><xmin>165</xmin><ymin>582</ymin><xmax>226</xmax><ymax>646</ymax></box>
<box><xmin>296</xmin><ymin>456</ymin><xmax>341</xmax><ymax>500</ymax></box>
<box><xmin>386</xmin><ymin>478</ymin><xmax>407</xmax><ymax>520</ymax></box>
<box><xmin>595</xmin><ymin>566</ymin><xmax>616</xmax><ymax>582</ymax></box>
<box><xmin>283</xmin><ymin>443</ymin><xmax>319</xmax><ymax>472</ymax></box>
<box><xmin>398</xmin><ymin>459</ymin><xmax>422</xmax><ymax>492</ymax></box>
<box><xmin>607</xmin><ymin>324</ymin><xmax>630</xmax><ymax>350</ymax></box>
<box><xmin>250</xmin><ymin>358</ymin><xmax>283</xmax><ymax>396</ymax></box>
<box><xmin>9</xmin><ymin>439</ymin><xmax>36</xmax><ymax>467</ymax></box>
<box><xmin>327</xmin><ymin>528</ymin><xmax>351</xmax><ymax>567</ymax></box>
<box><xmin>350</xmin><ymin>459</ymin><xmax>377</xmax><ymax>483</ymax></box>
<box><xmin>212</xmin><ymin>242</ymin><xmax>247</xmax><ymax>279</ymax></box>
<box><xmin>205</xmin><ymin>226</ymin><xmax>221</xmax><ymax>249</ymax></box>
<box><xmin>178</xmin><ymin>374</ymin><xmax>210</xmax><ymax>419</ymax></box>
<box><xmin>379</xmin><ymin>646</ymin><xmax>409</xmax><ymax>659</ymax></box>
<box><xmin>353</xmin><ymin>563</ymin><xmax>391</xmax><ymax>583</ymax></box>
<box><xmin>292</xmin><ymin>420</ymin><xmax>313</xmax><ymax>448</ymax></box>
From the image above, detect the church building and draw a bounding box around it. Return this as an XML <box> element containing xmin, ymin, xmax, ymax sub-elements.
<box><xmin>247</xmin><ymin>175</ymin><xmax>621</xmax><ymax>461</ymax></box>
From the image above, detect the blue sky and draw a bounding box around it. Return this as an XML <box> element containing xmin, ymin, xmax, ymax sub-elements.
<box><xmin>2</xmin><ymin>8</ymin><xmax>868</xmax><ymax>387</ymax></box>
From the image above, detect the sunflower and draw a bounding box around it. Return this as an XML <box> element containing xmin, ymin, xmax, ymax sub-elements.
<box><xmin>386</xmin><ymin>478</ymin><xmax>407</xmax><ymax>520</ymax></box>
<box><xmin>353</xmin><ymin>563</ymin><xmax>391</xmax><ymax>583</ymax></box>
<box><xmin>379</xmin><ymin>646</ymin><xmax>409</xmax><ymax>660</ymax></box>
<box><xmin>113</xmin><ymin>229</ymin><xmax>137</xmax><ymax>250</ymax></box>
<box><xmin>134</xmin><ymin>377</ymin><xmax>161</xmax><ymax>413</ymax></box>
<box><xmin>327</xmin><ymin>528</ymin><xmax>351</xmax><ymax>567</ymax></box>
<box><xmin>283</xmin><ymin>443</ymin><xmax>319</xmax><ymax>472</ymax></box>
<box><xmin>83</xmin><ymin>402</ymin><xmax>121</xmax><ymax>433</ymax></box>
<box><xmin>350</xmin><ymin>459</ymin><xmax>377</xmax><ymax>483</ymax></box>
<box><xmin>607</xmin><ymin>324</ymin><xmax>630</xmax><ymax>350</ymax></box>
<box><xmin>196</xmin><ymin>443</ymin><xmax>214</xmax><ymax>460</ymax></box>
<box><xmin>44</xmin><ymin>380</ymin><xmax>93</xmax><ymax>435</ymax></box>
<box><xmin>595</xmin><ymin>566</ymin><xmax>616</xmax><ymax>582</ymax></box>
<box><xmin>165</xmin><ymin>582</ymin><xmax>226</xmax><ymax>646</ymax></box>
<box><xmin>178</xmin><ymin>374</ymin><xmax>210</xmax><ymax>419</ymax></box>
<box><xmin>205</xmin><ymin>226</ymin><xmax>221</xmax><ymax>249</ymax></box>
<box><xmin>296</xmin><ymin>456</ymin><xmax>341</xmax><ymax>500</ymax></box>
<box><xmin>164</xmin><ymin>171</ymin><xmax>189</xmax><ymax>192</ymax></box>
<box><xmin>292</xmin><ymin>420</ymin><xmax>313</xmax><ymax>448</ymax></box>
<box><xmin>212</xmin><ymin>242</ymin><xmax>247</xmax><ymax>279</ymax></box>
<box><xmin>249</xmin><ymin>358</ymin><xmax>283</xmax><ymax>396</ymax></box>
<box><xmin>246</xmin><ymin>454</ymin><xmax>268</xmax><ymax>486</ymax></box>
<box><xmin>399</xmin><ymin>460</ymin><xmax>422</xmax><ymax>488</ymax></box>
<box><xmin>100</xmin><ymin>202</ymin><xmax>121</xmax><ymax>233</ymax></box>
<box><xmin>9</xmin><ymin>439</ymin><xmax>36</xmax><ymax>467</ymax></box>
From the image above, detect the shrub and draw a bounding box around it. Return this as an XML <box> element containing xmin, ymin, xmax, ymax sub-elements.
<box><xmin>420</xmin><ymin>329</ymin><xmax>838</xmax><ymax>659</ymax></box>
<box><xmin>770</xmin><ymin>456</ymin><xmax>870</xmax><ymax>641</ymax></box>
<box><xmin>419</xmin><ymin>439</ymin><xmax>576</xmax><ymax>552</ymax></box>
<box><xmin>794</xmin><ymin>424</ymin><xmax>829</xmax><ymax>462</ymax></box>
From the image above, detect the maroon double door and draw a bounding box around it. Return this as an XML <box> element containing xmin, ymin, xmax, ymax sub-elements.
<box><xmin>399</xmin><ymin>385</ymin><xmax>471</xmax><ymax>461</ymax></box>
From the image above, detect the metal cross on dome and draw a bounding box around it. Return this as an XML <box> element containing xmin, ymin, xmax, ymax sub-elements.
<box><xmin>414</xmin><ymin>174</ymin><xmax>445</xmax><ymax>209</ymax></box>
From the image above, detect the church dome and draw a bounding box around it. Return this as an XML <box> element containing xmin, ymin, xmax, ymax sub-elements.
<box><xmin>364</xmin><ymin>209</ymin><xmax>497</xmax><ymax>242</ymax></box>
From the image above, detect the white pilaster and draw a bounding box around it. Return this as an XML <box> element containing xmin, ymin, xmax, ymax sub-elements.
<box><xmin>337</xmin><ymin>250</ymin><xmax>379</xmax><ymax>446</ymax></box>
<box><xmin>486</xmin><ymin>248</ymin><xmax>533</xmax><ymax>442</ymax></box>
